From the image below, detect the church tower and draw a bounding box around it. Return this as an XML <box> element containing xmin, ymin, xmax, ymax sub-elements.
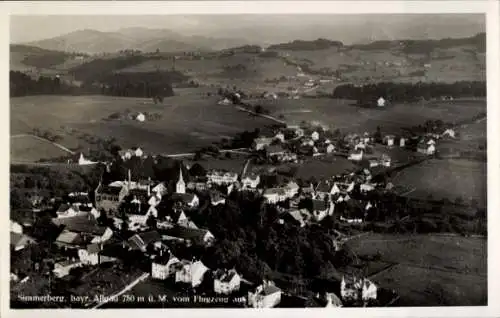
<box><xmin>176</xmin><ymin>165</ymin><xmax>186</xmax><ymax>194</ymax></box>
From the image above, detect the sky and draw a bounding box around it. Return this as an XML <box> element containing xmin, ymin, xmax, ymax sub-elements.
<box><xmin>10</xmin><ymin>14</ymin><xmax>485</xmax><ymax>44</ymax></box>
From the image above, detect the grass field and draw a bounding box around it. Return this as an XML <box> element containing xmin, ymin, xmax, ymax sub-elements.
<box><xmin>346</xmin><ymin>233</ymin><xmax>487</xmax><ymax>306</ymax></box>
<box><xmin>10</xmin><ymin>93</ymin><xmax>276</xmax><ymax>158</ymax></box>
<box><xmin>392</xmin><ymin>159</ymin><xmax>487</xmax><ymax>206</ymax></box>
<box><xmin>260</xmin><ymin>98</ymin><xmax>486</xmax><ymax>135</ymax></box>
<box><xmin>10</xmin><ymin>135</ymin><xmax>70</xmax><ymax>162</ymax></box>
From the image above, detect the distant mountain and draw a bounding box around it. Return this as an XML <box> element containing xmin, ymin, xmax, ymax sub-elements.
<box><xmin>24</xmin><ymin>27</ymin><xmax>250</xmax><ymax>54</ymax></box>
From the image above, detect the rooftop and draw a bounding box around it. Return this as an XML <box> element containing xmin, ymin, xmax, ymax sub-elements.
<box><xmin>52</xmin><ymin>215</ymin><xmax>107</xmax><ymax>236</ymax></box>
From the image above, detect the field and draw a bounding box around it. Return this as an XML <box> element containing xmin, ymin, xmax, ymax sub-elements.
<box><xmin>260</xmin><ymin>98</ymin><xmax>486</xmax><ymax>135</ymax></box>
<box><xmin>10</xmin><ymin>135</ymin><xmax>71</xmax><ymax>162</ymax></box>
<box><xmin>10</xmin><ymin>92</ymin><xmax>276</xmax><ymax>159</ymax></box>
<box><xmin>346</xmin><ymin>233</ymin><xmax>487</xmax><ymax>306</ymax></box>
<box><xmin>392</xmin><ymin>159</ymin><xmax>487</xmax><ymax>206</ymax></box>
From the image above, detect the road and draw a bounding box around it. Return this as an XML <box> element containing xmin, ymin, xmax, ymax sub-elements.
<box><xmin>11</xmin><ymin>134</ymin><xmax>75</xmax><ymax>155</ymax></box>
<box><xmin>235</xmin><ymin>106</ymin><xmax>287</xmax><ymax>125</ymax></box>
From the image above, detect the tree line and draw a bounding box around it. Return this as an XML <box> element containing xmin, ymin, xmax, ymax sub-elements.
<box><xmin>332</xmin><ymin>81</ymin><xmax>486</xmax><ymax>105</ymax></box>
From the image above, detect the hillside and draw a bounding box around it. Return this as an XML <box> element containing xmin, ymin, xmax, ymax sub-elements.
<box><xmin>23</xmin><ymin>28</ymin><xmax>248</xmax><ymax>54</ymax></box>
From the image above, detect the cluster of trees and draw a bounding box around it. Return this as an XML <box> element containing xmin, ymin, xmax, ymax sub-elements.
<box><xmin>350</xmin><ymin>32</ymin><xmax>485</xmax><ymax>54</ymax></box>
<box><xmin>332</xmin><ymin>81</ymin><xmax>486</xmax><ymax>105</ymax></box>
<box><xmin>10</xmin><ymin>71</ymin><xmax>81</xmax><ymax>97</ymax></box>
<box><xmin>268</xmin><ymin>39</ymin><xmax>343</xmax><ymax>51</ymax></box>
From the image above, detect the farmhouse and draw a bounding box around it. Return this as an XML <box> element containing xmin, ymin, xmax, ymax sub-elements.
<box><xmin>55</xmin><ymin>230</ymin><xmax>85</xmax><ymax>249</ymax></box>
<box><xmin>175</xmin><ymin>260</ymin><xmax>209</xmax><ymax>288</ymax></box>
<box><xmin>53</xmin><ymin>215</ymin><xmax>113</xmax><ymax>244</ymax></box>
<box><xmin>77</xmin><ymin>243</ymin><xmax>117</xmax><ymax>266</ymax></box>
<box><xmin>207</xmin><ymin>170</ymin><xmax>238</xmax><ymax>185</ymax></box>
<box><xmin>248</xmin><ymin>280</ymin><xmax>282</xmax><ymax>308</ymax></box>
<box><xmin>417</xmin><ymin>141</ymin><xmax>436</xmax><ymax>155</ymax></box>
<box><xmin>348</xmin><ymin>150</ymin><xmax>364</xmax><ymax>161</ymax></box>
<box><xmin>152</xmin><ymin>252</ymin><xmax>180</xmax><ymax>280</ymax></box>
<box><xmin>214</xmin><ymin>269</ymin><xmax>241</xmax><ymax>295</ymax></box>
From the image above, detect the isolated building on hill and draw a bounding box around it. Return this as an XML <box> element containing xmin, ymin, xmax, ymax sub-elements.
<box><xmin>214</xmin><ymin>269</ymin><xmax>242</xmax><ymax>295</ymax></box>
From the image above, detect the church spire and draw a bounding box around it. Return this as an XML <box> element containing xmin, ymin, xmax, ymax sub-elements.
<box><xmin>176</xmin><ymin>165</ymin><xmax>186</xmax><ymax>194</ymax></box>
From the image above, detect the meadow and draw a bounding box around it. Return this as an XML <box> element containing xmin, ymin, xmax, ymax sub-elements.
<box><xmin>391</xmin><ymin>158</ymin><xmax>487</xmax><ymax>206</ymax></box>
<box><xmin>10</xmin><ymin>135</ymin><xmax>70</xmax><ymax>162</ymax></box>
<box><xmin>346</xmin><ymin>233</ymin><xmax>487</xmax><ymax>306</ymax></box>
<box><xmin>10</xmin><ymin>91</ymin><xmax>275</xmax><ymax>160</ymax></box>
<box><xmin>260</xmin><ymin>97</ymin><xmax>486</xmax><ymax>135</ymax></box>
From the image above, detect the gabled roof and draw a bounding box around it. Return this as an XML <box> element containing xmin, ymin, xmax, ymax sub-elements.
<box><xmin>55</xmin><ymin>230</ymin><xmax>85</xmax><ymax>246</ymax></box>
<box><xmin>86</xmin><ymin>243</ymin><xmax>101</xmax><ymax>254</ymax></box>
<box><xmin>312</xmin><ymin>200</ymin><xmax>328</xmax><ymax>212</ymax></box>
<box><xmin>10</xmin><ymin>232</ymin><xmax>35</xmax><ymax>248</ymax></box>
<box><xmin>127</xmin><ymin>230</ymin><xmax>161</xmax><ymax>251</ymax></box>
<box><xmin>262</xmin><ymin>284</ymin><xmax>281</xmax><ymax>296</ymax></box>
<box><xmin>214</xmin><ymin>269</ymin><xmax>239</xmax><ymax>283</ymax></box>
<box><xmin>52</xmin><ymin>215</ymin><xmax>107</xmax><ymax>236</ymax></box>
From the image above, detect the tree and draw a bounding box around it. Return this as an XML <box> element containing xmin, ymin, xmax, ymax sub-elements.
<box><xmin>146</xmin><ymin>214</ymin><xmax>157</xmax><ymax>229</ymax></box>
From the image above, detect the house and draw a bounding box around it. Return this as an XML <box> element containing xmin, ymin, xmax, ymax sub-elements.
<box><xmin>171</xmin><ymin>193</ymin><xmax>200</xmax><ymax>208</ymax></box>
<box><xmin>286</xmin><ymin>125</ymin><xmax>304</xmax><ymax>138</ymax></box>
<box><xmin>207</xmin><ymin>170</ymin><xmax>239</xmax><ymax>185</ymax></box>
<box><xmin>348</xmin><ymin>150</ymin><xmax>363</xmax><ymax>161</ymax></box>
<box><xmin>301</xmin><ymin>138</ymin><xmax>315</xmax><ymax>147</ymax></box>
<box><xmin>381</xmin><ymin>154</ymin><xmax>391</xmax><ymax>167</ymax></box>
<box><xmin>165</xmin><ymin>226</ymin><xmax>215</xmax><ymax>247</ymax></box>
<box><xmin>53</xmin><ymin>215</ymin><xmax>113</xmax><ymax>244</ymax></box>
<box><xmin>326</xmin><ymin>144</ymin><xmax>335</xmax><ymax>154</ymax></box>
<box><xmin>383</xmin><ymin>135</ymin><xmax>395</xmax><ymax>147</ymax></box>
<box><xmin>315</xmin><ymin>181</ymin><xmax>335</xmax><ymax>200</ymax></box>
<box><xmin>56</xmin><ymin>204</ymin><xmax>89</xmax><ymax>218</ymax></box>
<box><xmin>10</xmin><ymin>232</ymin><xmax>36</xmax><ymax>251</ymax></box>
<box><xmin>377</xmin><ymin>97</ymin><xmax>386</xmax><ymax>107</ymax></box>
<box><xmin>285</xmin><ymin>209</ymin><xmax>311</xmax><ymax>227</ymax></box>
<box><xmin>311</xmin><ymin>199</ymin><xmax>335</xmax><ymax>222</ymax></box>
<box><xmin>417</xmin><ymin>142</ymin><xmax>436</xmax><ymax>155</ymax></box>
<box><xmin>210</xmin><ymin>191</ymin><xmax>226</xmax><ymax>206</ymax></box>
<box><xmin>175</xmin><ymin>260</ymin><xmax>209</xmax><ymax>288</ymax></box>
<box><xmin>253</xmin><ymin>137</ymin><xmax>273</xmax><ymax>151</ymax></box>
<box><xmin>152</xmin><ymin>252</ymin><xmax>180</xmax><ymax>280</ymax></box>
<box><xmin>361</xmin><ymin>279</ymin><xmax>378</xmax><ymax>302</ymax></box>
<box><xmin>127</xmin><ymin>230</ymin><xmax>162</xmax><ymax>252</ymax></box>
<box><xmin>53</xmin><ymin>260</ymin><xmax>82</xmax><ymax>278</ymax></box>
<box><xmin>241</xmin><ymin>173</ymin><xmax>260</xmax><ymax>189</ymax></box>
<box><xmin>136</xmin><ymin>113</ymin><xmax>146</xmax><ymax>122</ymax></box>
<box><xmin>248</xmin><ymin>280</ymin><xmax>282</xmax><ymax>308</ymax></box>
<box><xmin>442</xmin><ymin>128</ymin><xmax>456</xmax><ymax>138</ymax></box>
<box><xmin>341</xmin><ymin>276</ymin><xmax>377</xmax><ymax>303</ymax></box>
<box><xmin>274</xmin><ymin>131</ymin><xmax>285</xmax><ymax>143</ymax></box>
<box><xmin>369</xmin><ymin>159</ymin><xmax>379</xmax><ymax>168</ymax></box>
<box><xmin>152</xmin><ymin>182</ymin><xmax>168</xmax><ymax>196</ymax></box>
<box><xmin>55</xmin><ymin>230</ymin><xmax>85</xmax><ymax>249</ymax></box>
<box><xmin>10</xmin><ymin>220</ymin><xmax>23</xmax><ymax>234</ymax></box>
<box><xmin>360</xmin><ymin>183</ymin><xmax>375</xmax><ymax>193</ymax></box>
<box><xmin>399</xmin><ymin>137</ymin><xmax>406</xmax><ymax>147</ymax></box>
<box><xmin>214</xmin><ymin>269</ymin><xmax>241</xmax><ymax>295</ymax></box>
<box><xmin>285</xmin><ymin>181</ymin><xmax>300</xmax><ymax>198</ymax></box>
<box><xmin>119</xmin><ymin>147</ymin><xmax>144</xmax><ymax>160</ymax></box>
<box><xmin>315</xmin><ymin>292</ymin><xmax>343</xmax><ymax>307</ymax></box>
<box><xmin>78</xmin><ymin>243</ymin><xmax>102</xmax><ymax>265</ymax></box>
<box><xmin>187</xmin><ymin>181</ymin><xmax>208</xmax><ymax>192</ymax></box>
<box><xmin>166</xmin><ymin>210</ymin><xmax>189</xmax><ymax>226</ymax></box>
<box><xmin>266</xmin><ymin>144</ymin><xmax>287</xmax><ymax>158</ymax></box>
<box><xmin>95</xmin><ymin>183</ymin><xmax>129</xmax><ymax>213</ymax></box>
<box><xmin>311</xmin><ymin>131</ymin><xmax>320</xmax><ymax>141</ymax></box>
<box><xmin>263</xmin><ymin>188</ymin><xmax>288</xmax><ymax>204</ymax></box>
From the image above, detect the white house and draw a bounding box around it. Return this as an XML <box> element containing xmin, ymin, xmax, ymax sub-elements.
<box><xmin>263</xmin><ymin>188</ymin><xmax>288</xmax><ymax>204</ymax></box>
<box><xmin>341</xmin><ymin>276</ymin><xmax>377</xmax><ymax>302</ymax></box>
<box><xmin>284</xmin><ymin>181</ymin><xmax>300</xmax><ymax>198</ymax></box>
<box><xmin>78</xmin><ymin>243</ymin><xmax>115</xmax><ymax>266</ymax></box>
<box><xmin>348</xmin><ymin>150</ymin><xmax>363</xmax><ymax>161</ymax></box>
<box><xmin>384</xmin><ymin>135</ymin><xmax>395</xmax><ymax>147</ymax></box>
<box><xmin>311</xmin><ymin>131</ymin><xmax>320</xmax><ymax>141</ymax></box>
<box><xmin>214</xmin><ymin>269</ymin><xmax>241</xmax><ymax>295</ymax></box>
<box><xmin>175</xmin><ymin>260</ymin><xmax>209</xmax><ymax>288</ymax></box>
<box><xmin>53</xmin><ymin>260</ymin><xmax>82</xmax><ymax>278</ymax></box>
<box><xmin>377</xmin><ymin>97</ymin><xmax>386</xmax><ymax>107</ymax></box>
<box><xmin>400</xmin><ymin>137</ymin><xmax>406</xmax><ymax>147</ymax></box>
<box><xmin>10</xmin><ymin>220</ymin><xmax>23</xmax><ymax>234</ymax></box>
<box><xmin>248</xmin><ymin>280</ymin><xmax>282</xmax><ymax>308</ymax></box>
<box><xmin>242</xmin><ymin>174</ymin><xmax>260</xmax><ymax>189</ymax></box>
<box><xmin>442</xmin><ymin>129</ymin><xmax>456</xmax><ymax>138</ymax></box>
<box><xmin>152</xmin><ymin>253</ymin><xmax>180</xmax><ymax>280</ymax></box>
<box><xmin>274</xmin><ymin>132</ymin><xmax>285</xmax><ymax>143</ymax></box>
<box><xmin>326</xmin><ymin>144</ymin><xmax>335</xmax><ymax>154</ymax></box>
<box><xmin>78</xmin><ymin>153</ymin><xmax>96</xmax><ymax>166</ymax></box>
<box><xmin>152</xmin><ymin>182</ymin><xmax>168</xmax><ymax>196</ymax></box>
<box><xmin>417</xmin><ymin>142</ymin><xmax>436</xmax><ymax>155</ymax></box>
<box><xmin>136</xmin><ymin>113</ymin><xmax>146</xmax><ymax>122</ymax></box>
<box><xmin>207</xmin><ymin>170</ymin><xmax>238</xmax><ymax>185</ymax></box>
<box><xmin>218</xmin><ymin>98</ymin><xmax>232</xmax><ymax>105</ymax></box>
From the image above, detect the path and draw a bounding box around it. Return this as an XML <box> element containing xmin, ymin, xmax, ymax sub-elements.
<box><xmin>11</xmin><ymin>134</ymin><xmax>75</xmax><ymax>155</ymax></box>
<box><xmin>235</xmin><ymin>106</ymin><xmax>287</xmax><ymax>125</ymax></box>
<box><xmin>91</xmin><ymin>272</ymin><xmax>150</xmax><ymax>309</ymax></box>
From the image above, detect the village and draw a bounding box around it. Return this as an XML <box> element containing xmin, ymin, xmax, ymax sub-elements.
<box><xmin>10</xmin><ymin>99</ymin><xmax>467</xmax><ymax>309</ymax></box>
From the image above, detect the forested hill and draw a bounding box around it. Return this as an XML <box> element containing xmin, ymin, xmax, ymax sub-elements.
<box><xmin>267</xmin><ymin>39</ymin><xmax>344</xmax><ymax>51</ymax></box>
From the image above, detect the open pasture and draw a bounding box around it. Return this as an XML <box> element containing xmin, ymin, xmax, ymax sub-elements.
<box><xmin>10</xmin><ymin>135</ymin><xmax>71</xmax><ymax>162</ymax></box>
<box><xmin>346</xmin><ymin>233</ymin><xmax>486</xmax><ymax>306</ymax></box>
<box><xmin>10</xmin><ymin>93</ymin><xmax>275</xmax><ymax>157</ymax></box>
<box><xmin>260</xmin><ymin>97</ymin><xmax>485</xmax><ymax>135</ymax></box>
<box><xmin>391</xmin><ymin>158</ymin><xmax>486</xmax><ymax>206</ymax></box>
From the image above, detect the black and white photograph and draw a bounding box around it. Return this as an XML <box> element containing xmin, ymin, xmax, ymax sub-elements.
<box><xmin>3</xmin><ymin>1</ymin><xmax>498</xmax><ymax>315</ymax></box>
